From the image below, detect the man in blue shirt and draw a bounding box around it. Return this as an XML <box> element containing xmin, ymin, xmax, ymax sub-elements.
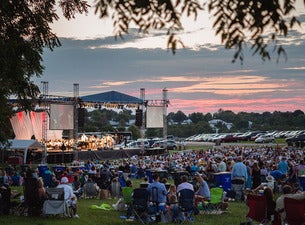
<box><xmin>194</xmin><ymin>173</ymin><xmax>210</xmax><ymax>207</ymax></box>
<box><xmin>278</xmin><ymin>156</ymin><xmax>289</xmax><ymax>175</ymax></box>
<box><xmin>147</xmin><ymin>173</ymin><xmax>168</xmax><ymax>222</ymax></box>
<box><xmin>231</xmin><ymin>156</ymin><xmax>248</xmax><ymax>200</ymax></box>
<box><xmin>147</xmin><ymin>173</ymin><xmax>167</xmax><ymax>204</ymax></box>
<box><xmin>231</xmin><ymin>156</ymin><xmax>248</xmax><ymax>182</ymax></box>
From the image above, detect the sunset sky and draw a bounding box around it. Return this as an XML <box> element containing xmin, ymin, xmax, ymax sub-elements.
<box><xmin>37</xmin><ymin>1</ymin><xmax>305</xmax><ymax>115</ymax></box>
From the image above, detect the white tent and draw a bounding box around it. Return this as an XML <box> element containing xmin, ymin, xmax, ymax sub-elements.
<box><xmin>1</xmin><ymin>139</ymin><xmax>43</xmax><ymax>164</ymax></box>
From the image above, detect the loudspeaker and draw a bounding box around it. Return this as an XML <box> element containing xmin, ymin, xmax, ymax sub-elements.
<box><xmin>78</xmin><ymin>108</ymin><xmax>85</xmax><ymax>128</ymax></box>
<box><xmin>135</xmin><ymin>109</ymin><xmax>143</xmax><ymax>127</ymax></box>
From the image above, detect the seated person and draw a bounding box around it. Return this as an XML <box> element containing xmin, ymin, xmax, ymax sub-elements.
<box><xmin>37</xmin><ymin>177</ymin><xmax>47</xmax><ymax>215</ymax></box>
<box><xmin>147</xmin><ymin>174</ymin><xmax>167</xmax><ymax>221</ymax></box>
<box><xmin>264</xmin><ymin>187</ymin><xmax>276</xmax><ymax>221</ymax></box>
<box><xmin>167</xmin><ymin>184</ymin><xmax>177</xmax><ymax>205</ymax></box>
<box><xmin>57</xmin><ymin>177</ymin><xmax>79</xmax><ymax>218</ymax></box>
<box><xmin>168</xmin><ymin>194</ymin><xmax>184</xmax><ymax>222</ymax></box>
<box><xmin>73</xmin><ymin>175</ymin><xmax>83</xmax><ymax>198</ymax></box>
<box><xmin>194</xmin><ymin>173</ymin><xmax>210</xmax><ymax>207</ymax></box>
<box><xmin>276</xmin><ymin>185</ymin><xmax>305</xmax><ymax>224</ymax></box>
<box><xmin>177</xmin><ymin>175</ymin><xmax>194</xmax><ymax>193</ymax></box>
<box><xmin>270</xmin><ymin>165</ymin><xmax>285</xmax><ymax>181</ymax></box>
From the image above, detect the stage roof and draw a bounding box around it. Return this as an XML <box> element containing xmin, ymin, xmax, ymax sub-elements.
<box><xmin>81</xmin><ymin>91</ymin><xmax>143</xmax><ymax>104</ymax></box>
<box><xmin>3</xmin><ymin>139</ymin><xmax>43</xmax><ymax>150</ymax></box>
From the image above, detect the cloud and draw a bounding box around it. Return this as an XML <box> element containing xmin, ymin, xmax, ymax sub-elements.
<box><xmin>39</xmin><ymin>34</ymin><xmax>305</xmax><ymax>113</ymax></box>
<box><xmin>284</xmin><ymin>66</ymin><xmax>305</xmax><ymax>70</ymax></box>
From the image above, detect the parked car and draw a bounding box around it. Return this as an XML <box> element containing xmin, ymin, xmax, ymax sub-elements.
<box><xmin>285</xmin><ymin>134</ymin><xmax>305</xmax><ymax>146</ymax></box>
<box><xmin>152</xmin><ymin>140</ymin><xmax>177</xmax><ymax>150</ymax></box>
<box><xmin>250</xmin><ymin>132</ymin><xmax>266</xmax><ymax>141</ymax></box>
<box><xmin>218</xmin><ymin>134</ymin><xmax>240</xmax><ymax>143</ymax></box>
<box><xmin>117</xmin><ymin>140</ymin><xmax>150</xmax><ymax>149</ymax></box>
<box><xmin>254</xmin><ymin>135</ymin><xmax>275</xmax><ymax>143</ymax></box>
<box><xmin>236</xmin><ymin>131</ymin><xmax>262</xmax><ymax>141</ymax></box>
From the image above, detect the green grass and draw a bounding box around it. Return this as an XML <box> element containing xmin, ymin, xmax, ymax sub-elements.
<box><xmin>5</xmin><ymin>178</ymin><xmax>250</xmax><ymax>225</ymax></box>
<box><xmin>3</xmin><ymin>198</ymin><xmax>248</xmax><ymax>225</ymax></box>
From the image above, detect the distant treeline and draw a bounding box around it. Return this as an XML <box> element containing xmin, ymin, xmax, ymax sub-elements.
<box><xmin>79</xmin><ymin>108</ymin><xmax>305</xmax><ymax>139</ymax></box>
<box><xmin>166</xmin><ymin>109</ymin><xmax>305</xmax><ymax>138</ymax></box>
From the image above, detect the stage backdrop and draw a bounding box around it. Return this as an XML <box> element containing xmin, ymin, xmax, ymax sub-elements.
<box><xmin>146</xmin><ymin>106</ymin><xmax>163</xmax><ymax>128</ymax></box>
<box><xmin>49</xmin><ymin>104</ymin><xmax>74</xmax><ymax>130</ymax></box>
<box><xmin>10</xmin><ymin>111</ymin><xmax>62</xmax><ymax>141</ymax></box>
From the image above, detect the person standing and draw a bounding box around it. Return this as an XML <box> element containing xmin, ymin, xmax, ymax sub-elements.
<box><xmin>231</xmin><ymin>156</ymin><xmax>248</xmax><ymax>200</ymax></box>
<box><xmin>231</xmin><ymin>156</ymin><xmax>248</xmax><ymax>183</ymax></box>
<box><xmin>251</xmin><ymin>161</ymin><xmax>261</xmax><ymax>189</ymax></box>
<box><xmin>278</xmin><ymin>156</ymin><xmax>289</xmax><ymax>175</ymax></box>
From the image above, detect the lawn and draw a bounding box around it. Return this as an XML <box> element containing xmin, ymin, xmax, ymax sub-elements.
<box><xmin>2</xmin><ymin>199</ymin><xmax>248</xmax><ymax>225</ymax></box>
<box><xmin>4</xmin><ymin>179</ymin><xmax>249</xmax><ymax>225</ymax></box>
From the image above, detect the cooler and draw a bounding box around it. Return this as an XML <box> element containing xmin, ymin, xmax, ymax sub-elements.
<box><xmin>213</xmin><ymin>172</ymin><xmax>231</xmax><ymax>192</ymax></box>
<box><xmin>38</xmin><ymin>164</ymin><xmax>48</xmax><ymax>176</ymax></box>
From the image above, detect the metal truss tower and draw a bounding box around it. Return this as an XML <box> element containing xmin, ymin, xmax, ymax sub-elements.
<box><xmin>73</xmin><ymin>83</ymin><xmax>79</xmax><ymax>161</ymax></box>
<box><xmin>162</xmin><ymin>88</ymin><xmax>168</xmax><ymax>142</ymax></box>
<box><xmin>41</xmin><ymin>81</ymin><xmax>48</xmax><ymax>164</ymax></box>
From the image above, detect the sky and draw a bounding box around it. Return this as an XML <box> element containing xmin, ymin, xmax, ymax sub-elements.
<box><xmin>36</xmin><ymin>1</ymin><xmax>305</xmax><ymax>115</ymax></box>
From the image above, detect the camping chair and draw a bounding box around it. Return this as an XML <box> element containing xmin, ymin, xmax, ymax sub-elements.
<box><xmin>284</xmin><ymin>197</ymin><xmax>305</xmax><ymax>225</ymax></box>
<box><xmin>83</xmin><ymin>181</ymin><xmax>99</xmax><ymax>199</ymax></box>
<box><xmin>148</xmin><ymin>186</ymin><xmax>167</xmax><ymax>222</ymax></box>
<box><xmin>246</xmin><ymin>194</ymin><xmax>268</xmax><ymax>225</ymax></box>
<box><xmin>122</xmin><ymin>187</ymin><xmax>133</xmax><ymax>218</ymax></box>
<box><xmin>43</xmin><ymin>188</ymin><xmax>72</xmax><ymax>217</ymax></box>
<box><xmin>202</xmin><ymin>187</ymin><xmax>225</xmax><ymax>214</ymax></box>
<box><xmin>131</xmin><ymin>188</ymin><xmax>150</xmax><ymax>225</ymax></box>
<box><xmin>178</xmin><ymin>189</ymin><xmax>195</xmax><ymax>223</ymax></box>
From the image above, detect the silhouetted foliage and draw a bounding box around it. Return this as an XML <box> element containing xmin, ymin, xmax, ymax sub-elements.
<box><xmin>95</xmin><ymin>0</ymin><xmax>302</xmax><ymax>62</ymax></box>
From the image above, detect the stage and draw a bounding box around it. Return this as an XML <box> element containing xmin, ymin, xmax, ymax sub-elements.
<box><xmin>45</xmin><ymin>148</ymin><xmax>166</xmax><ymax>164</ymax></box>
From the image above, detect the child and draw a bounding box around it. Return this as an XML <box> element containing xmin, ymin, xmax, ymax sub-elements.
<box><xmin>169</xmin><ymin>194</ymin><xmax>184</xmax><ymax>222</ymax></box>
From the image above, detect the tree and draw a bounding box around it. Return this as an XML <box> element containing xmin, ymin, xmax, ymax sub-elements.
<box><xmin>188</xmin><ymin>112</ymin><xmax>205</xmax><ymax>124</ymax></box>
<box><xmin>95</xmin><ymin>0</ymin><xmax>301</xmax><ymax>62</ymax></box>
<box><xmin>0</xmin><ymin>0</ymin><xmax>89</xmax><ymax>142</ymax></box>
<box><xmin>128</xmin><ymin>125</ymin><xmax>141</xmax><ymax>140</ymax></box>
<box><xmin>171</xmin><ymin>110</ymin><xmax>187</xmax><ymax>124</ymax></box>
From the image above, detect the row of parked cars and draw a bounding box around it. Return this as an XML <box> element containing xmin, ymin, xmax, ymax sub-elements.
<box><xmin>186</xmin><ymin>131</ymin><xmax>275</xmax><ymax>143</ymax></box>
<box><xmin>186</xmin><ymin>130</ymin><xmax>305</xmax><ymax>144</ymax></box>
<box><xmin>115</xmin><ymin>138</ymin><xmax>178</xmax><ymax>150</ymax></box>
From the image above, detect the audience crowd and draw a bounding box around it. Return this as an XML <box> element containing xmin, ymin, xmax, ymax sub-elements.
<box><xmin>0</xmin><ymin>144</ymin><xmax>304</xmax><ymax>224</ymax></box>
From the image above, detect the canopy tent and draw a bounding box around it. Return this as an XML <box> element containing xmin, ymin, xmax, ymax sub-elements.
<box><xmin>81</xmin><ymin>90</ymin><xmax>143</xmax><ymax>104</ymax></box>
<box><xmin>1</xmin><ymin>139</ymin><xmax>43</xmax><ymax>164</ymax></box>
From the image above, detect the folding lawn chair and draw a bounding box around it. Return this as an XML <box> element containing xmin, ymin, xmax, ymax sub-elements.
<box><xmin>122</xmin><ymin>187</ymin><xmax>133</xmax><ymax>218</ymax></box>
<box><xmin>246</xmin><ymin>194</ymin><xmax>269</xmax><ymax>225</ymax></box>
<box><xmin>178</xmin><ymin>189</ymin><xmax>195</xmax><ymax>223</ymax></box>
<box><xmin>203</xmin><ymin>187</ymin><xmax>225</xmax><ymax>214</ymax></box>
<box><xmin>83</xmin><ymin>181</ymin><xmax>99</xmax><ymax>199</ymax></box>
<box><xmin>43</xmin><ymin>188</ymin><xmax>72</xmax><ymax>217</ymax></box>
<box><xmin>284</xmin><ymin>197</ymin><xmax>305</xmax><ymax>225</ymax></box>
<box><xmin>132</xmin><ymin>188</ymin><xmax>150</xmax><ymax>225</ymax></box>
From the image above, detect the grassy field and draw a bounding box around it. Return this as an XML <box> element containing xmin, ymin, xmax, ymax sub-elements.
<box><xmin>3</xmin><ymin>198</ymin><xmax>248</xmax><ymax>225</ymax></box>
<box><xmin>4</xmin><ymin>178</ymin><xmax>250</xmax><ymax>225</ymax></box>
